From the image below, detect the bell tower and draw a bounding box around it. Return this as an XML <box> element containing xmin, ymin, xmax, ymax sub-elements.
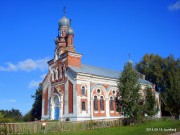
<box><xmin>54</xmin><ymin>18</ymin><xmax>75</xmax><ymax>59</ymax></box>
<box><xmin>53</xmin><ymin>8</ymin><xmax>82</xmax><ymax>68</ymax></box>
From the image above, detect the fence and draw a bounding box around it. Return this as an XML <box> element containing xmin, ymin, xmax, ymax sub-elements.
<box><xmin>0</xmin><ymin>119</ymin><xmax>122</xmax><ymax>134</ymax></box>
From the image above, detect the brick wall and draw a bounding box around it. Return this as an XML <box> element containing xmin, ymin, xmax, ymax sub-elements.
<box><xmin>44</xmin><ymin>89</ymin><xmax>48</xmax><ymax>115</ymax></box>
<box><xmin>68</xmin><ymin>80</ymin><xmax>73</xmax><ymax>114</ymax></box>
<box><xmin>66</xmin><ymin>55</ymin><xmax>81</xmax><ymax>67</ymax></box>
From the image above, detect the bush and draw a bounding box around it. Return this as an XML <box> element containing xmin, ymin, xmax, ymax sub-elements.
<box><xmin>122</xmin><ymin>118</ymin><xmax>133</xmax><ymax>126</ymax></box>
<box><xmin>0</xmin><ymin>118</ymin><xmax>15</xmax><ymax>123</ymax></box>
<box><xmin>66</xmin><ymin>117</ymin><xmax>70</xmax><ymax>121</ymax></box>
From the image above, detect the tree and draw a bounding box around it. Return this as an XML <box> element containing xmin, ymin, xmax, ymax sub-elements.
<box><xmin>23</xmin><ymin>110</ymin><xmax>33</xmax><ymax>122</ymax></box>
<box><xmin>144</xmin><ymin>87</ymin><xmax>158</xmax><ymax>117</ymax></box>
<box><xmin>31</xmin><ymin>84</ymin><xmax>42</xmax><ymax>120</ymax></box>
<box><xmin>0</xmin><ymin>109</ymin><xmax>22</xmax><ymax>121</ymax></box>
<box><xmin>0</xmin><ymin>109</ymin><xmax>22</xmax><ymax>122</ymax></box>
<box><xmin>136</xmin><ymin>54</ymin><xmax>164</xmax><ymax>92</ymax></box>
<box><xmin>0</xmin><ymin>112</ymin><xmax>4</xmax><ymax>119</ymax></box>
<box><xmin>136</xmin><ymin>54</ymin><xmax>180</xmax><ymax>119</ymax></box>
<box><xmin>116</xmin><ymin>61</ymin><xmax>142</xmax><ymax>122</ymax></box>
<box><xmin>163</xmin><ymin>57</ymin><xmax>180</xmax><ymax>119</ymax></box>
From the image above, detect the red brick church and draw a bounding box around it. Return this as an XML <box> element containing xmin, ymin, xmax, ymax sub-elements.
<box><xmin>41</xmin><ymin>14</ymin><xmax>161</xmax><ymax>121</ymax></box>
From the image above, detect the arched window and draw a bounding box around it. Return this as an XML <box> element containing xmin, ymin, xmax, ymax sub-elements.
<box><xmin>94</xmin><ymin>96</ymin><xmax>98</xmax><ymax>111</ymax></box>
<box><xmin>82</xmin><ymin>86</ymin><xmax>85</xmax><ymax>95</ymax></box>
<box><xmin>82</xmin><ymin>101</ymin><xmax>85</xmax><ymax>111</ymax></box>
<box><xmin>61</xmin><ymin>66</ymin><xmax>64</xmax><ymax>78</ymax></box>
<box><xmin>58</xmin><ymin>53</ymin><xmax>60</xmax><ymax>59</ymax></box>
<box><xmin>53</xmin><ymin>70</ymin><xmax>56</xmax><ymax>81</ymax></box>
<box><xmin>110</xmin><ymin>97</ymin><xmax>114</xmax><ymax>110</ymax></box>
<box><xmin>56</xmin><ymin>68</ymin><xmax>59</xmax><ymax>80</ymax></box>
<box><xmin>100</xmin><ymin>96</ymin><xmax>104</xmax><ymax>111</ymax></box>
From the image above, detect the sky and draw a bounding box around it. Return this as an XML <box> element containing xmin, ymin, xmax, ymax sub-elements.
<box><xmin>0</xmin><ymin>0</ymin><xmax>180</xmax><ymax>115</ymax></box>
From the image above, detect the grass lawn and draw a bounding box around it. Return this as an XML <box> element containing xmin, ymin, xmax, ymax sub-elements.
<box><xmin>16</xmin><ymin>119</ymin><xmax>180</xmax><ymax>135</ymax></box>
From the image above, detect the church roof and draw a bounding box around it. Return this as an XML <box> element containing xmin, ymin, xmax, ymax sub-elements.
<box><xmin>68</xmin><ymin>64</ymin><xmax>153</xmax><ymax>85</ymax></box>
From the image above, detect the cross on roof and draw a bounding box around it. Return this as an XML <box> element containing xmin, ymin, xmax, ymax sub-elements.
<box><xmin>63</xmin><ymin>6</ymin><xmax>66</xmax><ymax>16</ymax></box>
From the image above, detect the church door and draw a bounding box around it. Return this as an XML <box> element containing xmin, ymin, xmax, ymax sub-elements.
<box><xmin>54</xmin><ymin>95</ymin><xmax>60</xmax><ymax>120</ymax></box>
<box><xmin>54</xmin><ymin>107</ymin><xmax>59</xmax><ymax>120</ymax></box>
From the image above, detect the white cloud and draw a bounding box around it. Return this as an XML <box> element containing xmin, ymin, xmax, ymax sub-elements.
<box><xmin>28</xmin><ymin>80</ymin><xmax>41</xmax><ymax>89</ymax></box>
<box><xmin>0</xmin><ymin>57</ymin><xmax>50</xmax><ymax>72</ymax></box>
<box><xmin>0</xmin><ymin>62</ymin><xmax>17</xmax><ymax>71</ymax></box>
<box><xmin>9</xmin><ymin>99</ymin><xmax>16</xmax><ymax>103</ymax></box>
<box><xmin>0</xmin><ymin>99</ymin><xmax>16</xmax><ymax>103</ymax></box>
<box><xmin>18</xmin><ymin>59</ymin><xmax>37</xmax><ymax>71</ymax></box>
<box><xmin>168</xmin><ymin>1</ymin><xmax>180</xmax><ymax>11</ymax></box>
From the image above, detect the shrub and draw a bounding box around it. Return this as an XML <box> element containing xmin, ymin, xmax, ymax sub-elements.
<box><xmin>0</xmin><ymin>118</ymin><xmax>15</xmax><ymax>123</ymax></box>
<box><xmin>66</xmin><ymin>117</ymin><xmax>70</xmax><ymax>121</ymax></box>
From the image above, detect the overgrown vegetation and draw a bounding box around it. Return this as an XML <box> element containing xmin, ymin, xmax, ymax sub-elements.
<box><xmin>136</xmin><ymin>54</ymin><xmax>180</xmax><ymax>119</ymax></box>
<box><xmin>116</xmin><ymin>61</ymin><xmax>143</xmax><ymax>122</ymax></box>
<box><xmin>0</xmin><ymin>109</ymin><xmax>23</xmax><ymax>123</ymax></box>
<box><xmin>116</xmin><ymin>61</ymin><xmax>157</xmax><ymax>123</ymax></box>
<box><xmin>144</xmin><ymin>87</ymin><xmax>158</xmax><ymax>117</ymax></box>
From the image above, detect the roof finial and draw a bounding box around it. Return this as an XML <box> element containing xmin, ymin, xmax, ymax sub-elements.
<box><xmin>63</xmin><ymin>6</ymin><xmax>66</xmax><ymax>16</ymax></box>
<box><xmin>128</xmin><ymin>53</ymin><xmax>133</xmax><ymax>64</ymax></box>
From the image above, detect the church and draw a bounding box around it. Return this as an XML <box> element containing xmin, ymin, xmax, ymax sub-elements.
<box><xmin>41</xmin><ymin>14</ymin><xmax>161</xmax><ymax>121</ymax></box>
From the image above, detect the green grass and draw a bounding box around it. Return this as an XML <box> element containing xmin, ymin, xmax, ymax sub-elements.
<box><xmin>14</xmin><ymin>119</ymin><xmax>180</xmax><ymax>135</ymax></box>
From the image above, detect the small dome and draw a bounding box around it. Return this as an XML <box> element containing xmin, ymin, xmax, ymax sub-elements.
<box><xmin>67</xmin><ymin>27</ymin><xmax>74</xmax><ymax>35</ymax></box>
<box><xmin>58</xmin><ymin>16</ymin><xmax>70</xmax><ymax>27</ymax></box>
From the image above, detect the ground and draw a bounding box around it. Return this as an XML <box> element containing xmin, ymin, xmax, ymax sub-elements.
<box><xmin>12</xmin><ymin>119</ymin><xmax>180</xmax><ymax>135</ymax></box>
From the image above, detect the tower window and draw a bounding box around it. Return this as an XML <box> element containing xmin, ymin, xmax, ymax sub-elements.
<box><xmin>82</xmin><ymin>101</ymin><xmax>86</xmax><ymax>111</ymax></box>
<box><xmin>110</xmin><ymin>97</ymin><xmax>114</xmax><ymax>110</ymax></box>
<box><xmin>94</xmin><ymin>96</ymin><xmax>98</xmax><ymax>111</ymax></box>
<box><xmin>100</xmin><ymin>96</ymin><xmax>104</xmax><ymax>111</ymax></box>
<box><xmin>82</xmin><ymin>86</ymin><xmax>85</xmax><ymax>95</ymax></box>
<box><xmin>58</xmin><ymin>53</ymin><xmax>60</xmax><ymax>59</ymax></box>
<box><xmin>53</xmin><ymin>70</ymin><xmax>56</xmax><ymax>81</ymax></box>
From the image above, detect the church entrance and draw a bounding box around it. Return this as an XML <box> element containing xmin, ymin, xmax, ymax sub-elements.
<box><xmin>54</xmin><ymin>107</ymin><xmax>59</xmax><ymax>120</ymax></box>
<box><xmin>53</xmin><ymin>95</ymin><xmax>60</xmax><ymax>120</ymax></box>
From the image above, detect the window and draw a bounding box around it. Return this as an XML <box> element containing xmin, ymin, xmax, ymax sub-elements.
<box><xmin>53</xmin><ymin>70</ymin><xmax>56</xmax><ymax>81</ymax></box>
<box><xmin>82</xmin><ymin>86</ymin><xmax>85</xmax><ymax>95</ymax></box>
<box><xmin>100</xmin><ymin>96</ymin><xmax>104</xmax><ymax>111</ymax></box>
<box><xmin>82</xmin><ymin>101</ymin><xmax>85</xmax><ymax>111</ymax></box>
<box><xmin>110</xmin><ymin>97</ymin><xmax>114</xmax><ymax>110</ymax></box>
<box><xmin>56</xmin><ymin>68</ymin><xmax>59</xmax><ymax>80</ymax></box>
<box><xmin>94</xmin><ymin>96</ymin><xmax>98</xmax><ymax>111</ymax></box>
<box><xmin>61</xmin><ymin>67</ymin><xmax>65</xmax><ymax>78</ymax></box>
<box><xmin>112</xmin><ymin>90</ymin><xmax>115</xmax><ymax>95</ymax></box>
<box><xmin>97</xmin><ymin>89</ymin><xmax>100</xmax><ymax>94</ymax></box>
<box><xmin>58</xmin><ymin>53</ymin><xmax>60</xmax><ymax>59</ymax></box>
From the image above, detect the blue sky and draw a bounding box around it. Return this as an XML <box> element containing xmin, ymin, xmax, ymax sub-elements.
<box><xmin>0</xmin><ymin>0</ymin><xmax>180</xmax><ymax>115</ymax></box>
